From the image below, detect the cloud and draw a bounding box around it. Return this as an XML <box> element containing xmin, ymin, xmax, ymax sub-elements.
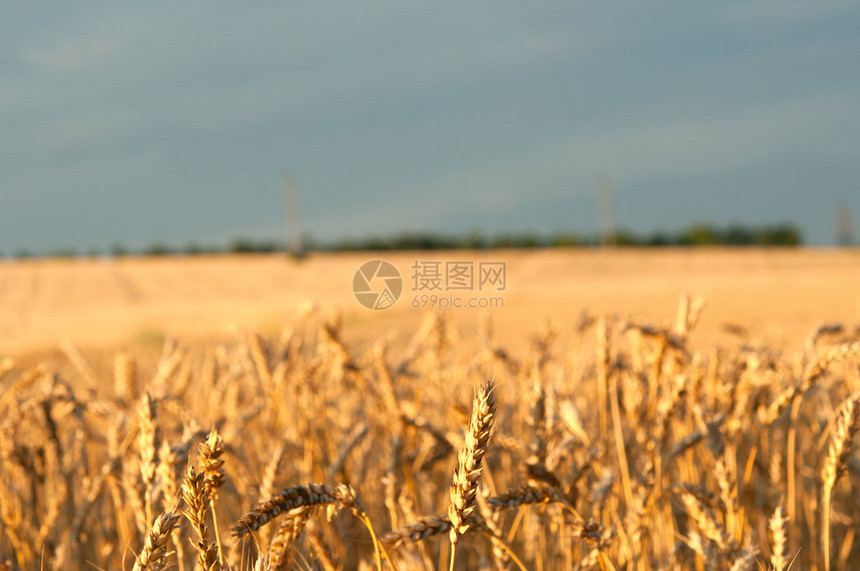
<box><xmin>303</xmin><ymin>89</ymin><xmax>860</xmax><ymax>239</ymax></box>
<box><xmin>562</xmin><ymin>90</ymin><xmax>860</xmax><ymax>183</ymax></box>
<box><xmin>3</xmin><ymin>105</ymin><xmax>143</xmax><ymax>161</ymax></box>
<box><xmin>720</xmin><ymin>0</ymin><xmax>859</xmax><ymax>29</ymax></box>
<box><xmin>22</xmin><ymin>36</ymin><xmax>119</xmax><ymax>73</ymax></box>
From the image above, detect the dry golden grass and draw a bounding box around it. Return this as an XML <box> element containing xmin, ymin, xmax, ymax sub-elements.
<box><xmin>1</xmin><ymin>250</ymin><xmax>860</xmax><ymax>569</ymax></box>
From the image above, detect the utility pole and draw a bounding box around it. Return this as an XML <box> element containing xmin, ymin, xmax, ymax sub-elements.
<box><xmin>283</xmin><ymin>174</ymin><xmax>304</xmax><ymax>257</ymax></box>
<box><xmin>596</xmin><ymin>176</ymin><xmax>616</xmax><ymax>247</ymax></box>
<box><xmin>836</xmin><ymin>205</ymin><xmax>853</xmax><ymax>246</ymax></box>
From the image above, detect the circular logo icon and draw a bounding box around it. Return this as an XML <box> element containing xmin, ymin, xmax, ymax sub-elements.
<box><xmin>352</xmin><ymin>260</ymin><xmax>402</xmax><ymax>310</ymax></box>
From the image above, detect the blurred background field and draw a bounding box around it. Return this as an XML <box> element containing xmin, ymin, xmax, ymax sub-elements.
<box><xmin>2</xmin><ymin>248</ymin><xmax>858</xmax><ymax>360</ymax></box>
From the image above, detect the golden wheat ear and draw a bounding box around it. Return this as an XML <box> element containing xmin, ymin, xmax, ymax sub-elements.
<box><xmin>133</xmin><ymin>509</ymin><xmax>180</xmax><ymax>571</ymax></box>
<box><xmin>769</xmin><ymin>504</ymin><xmax>788</xmax><ymax>571</ymax></box>
<box><xmin>822</xmin><ymin>394</ymin><xmax>860</xmax><ymax>571</ymax></box>
<box><xmin>446</xmin><ymin>380</ymin><xmax>496</xmax><ymax>571</ymax></box>
<box><xmin>182</xmin><ymin>465</ymin><xmax>220</xmax><ymax>571</ymax></box>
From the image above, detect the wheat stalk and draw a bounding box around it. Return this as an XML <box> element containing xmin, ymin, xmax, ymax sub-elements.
<box><xmin>133</xmin><ymin>509</ymin><xmax>180</xmax><ymax>571</ymax></box>
<box><xmin>381</xmin><ymin>514</ymin><xmax>453</xmax><ymax>548</ymax></box>
<box><xmin>115</xmin><ymin>351</ymin><xmax>137</xmax><ymax>403</ymax></box>
<box><xmin>138</xmin><ymin>393</ymin><xmax>159</xmax><ymax>527</ymax></box>
<box><xmin>182</xmin><ymin>465</ymin><xmax>220</xmax><ymax>571</ymax></box>
<box><xmin>267</xmin><ymin>506</ymin><xmax>311</xmax><ymax>570</ymax></box>
<box><xmin>447</xmin><ymin>380</ymin><xmax>496</xmax><ymax>570</ymax></box>
<box><xmin>770</xmin><ymin>504</ymin><xmax>788</xmax><ymax>571</ymax></box>
<box><xmin>232</xmin><ymin>484</ymin><xmax>345</xmax><ymax>537</ymax></box>
<box><xmin>448</xmin><ymin>381</ymin><xmax>496</xmax><ymax>541</ymax></box>
<box><xmin>822</xmin><ymin>393</ymin><xmax>860</xmax><ymax>571</ymax></box>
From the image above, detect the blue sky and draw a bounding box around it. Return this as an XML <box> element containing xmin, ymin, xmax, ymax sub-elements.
<box><xmin>2</xmin><ymin>2</ymin><xmax>859</xmax><ymax>253</ymax></box>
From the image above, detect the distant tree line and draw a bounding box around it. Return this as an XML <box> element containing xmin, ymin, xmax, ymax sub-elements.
<box><xmin>4</xmin><ymin>222</ymin><xmax>804</xmax><ymax>259</ymax></box>
<box><xmin>613</xmin><ymin>222</ymin><xmax>803</xmax><ymax>247</ymax></box>
<box><xmin>311</xmin><ymin>222</ymin><xmax>804</xmax><ymax>251</ymax></box>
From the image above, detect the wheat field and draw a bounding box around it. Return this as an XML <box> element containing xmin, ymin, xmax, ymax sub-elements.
<box><xmin>1</xmin><ymin>249</ymin><xmax>859</xmax><ymax>570</ymax></box>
